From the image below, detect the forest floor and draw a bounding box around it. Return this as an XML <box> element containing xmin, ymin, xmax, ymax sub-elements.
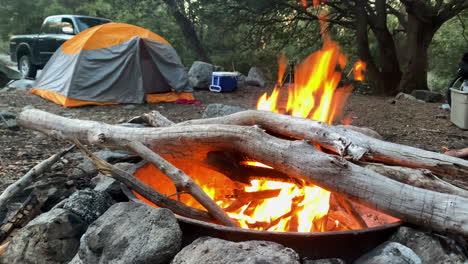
<box><xmin>1</xmin><ymin>84</ymin><xmax>467</xmax><ymax>188</ymax></box>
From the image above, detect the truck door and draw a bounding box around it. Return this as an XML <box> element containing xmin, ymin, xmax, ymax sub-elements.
<box><xmin>56</xmin><ymin>17</ymin><xmax>76</xmax><ymax>47</ymax></box>
<box><xmin>37</xmin><ymin>17</ymin><xmax>61</xmax><ymax>64</ymax></box>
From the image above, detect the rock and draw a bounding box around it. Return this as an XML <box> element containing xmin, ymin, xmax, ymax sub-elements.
<box><xmin>0</xmin><ymin>119</ymin><xmax>17</xmax><ymax>130</ymax></box>
<box><xmin>91</xmin><ymin>174</ymin><xmax>127</xmax><ymax>202</ymax></box>
<box><xmin>303</xmin><ymin>258</ymin><xmax>346</xmax><ymax>264</ymax></box>
<box><xmin>411</xmin><ymin>90</ymin><xmax>444</xmax><ymax>103</ymax></box>
<box><xmin>171</xmin><ymin>237</ymin><xmax>300</xmax><ymax>264</ymax></box>
<box><xmin>354</xmin><ymin>241</ymin><xmax>421</xmax><ymax>264</ymax></box>
<box><xmin>245</xmin><ymin>67</ymin><xmax>270</xmax><ymax>87</ymax></box>
<box><xmin>6</xmin><ymin>79</ymin><xmax>34</xmax><ymax>91</ymax></box>
<box><xmin>73</xmin><ymin>202</ymin><xmax>182</xmax><ymax>264</ymax></box>
<box><xmin>395</xmin><ymin>92</ymin><xmax>425</xmax><ymax>103</ymax></box>
<box><xmin>390</xmin><ymin>226</ymin><xmax>467</xmax><ymax>264</ymax></box>
<box><xmin>122</xmin><ymin>104</ymin><xmax>137</xmax><ymax>110</ymax></box>
<box><xmin>22</xmin><ymin>105</ymin><xmax>35</xmax><ymax>110</ymax></box>
<box><xmin>0</xmin><ymin>111</ymin><xmax>15</xmax><ymax>120</ymax></box>
<box><xmin>71</xmin><ymin>149</ymin><xmax>134</xmax><ymax>180</ymax></box>
<box><xmin>0</xmin><ymin>209</ymin><xmax>87</xmax><ymax>264</ymax></box>
<box><xmin>236</xmin><ymin>72</ymin><xmax>247</xmax><ymax>88</ymax></box>
<box><xmin>57</xmin><ymin>189</ymin><xmax>114</xmax><ymax>225</ymax></box>
<box><xmin>188</xmin><ymin>61</ymin><xmax>223</xmax><ymax>89</ymax></box>
<box><xmin>0</xmin><ymin>110</ymin><xmax>18</xmax><ymax>129</ymax></box>
<box><xmin>202</xmin><ymin>104</ymin><xmax>248</xmax><ymax>119</ymax></box>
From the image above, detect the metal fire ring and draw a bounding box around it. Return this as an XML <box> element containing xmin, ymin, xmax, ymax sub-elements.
<box><xmin>122</xmin><ymin>182</ymin><xmax>401</xmax><ymax>262</ymax></box>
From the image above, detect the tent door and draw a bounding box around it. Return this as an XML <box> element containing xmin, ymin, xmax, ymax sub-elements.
<box><xmin>140</xmin><ymin>40</ymin><xmax>172</xmax><ymax>94</ymax></box>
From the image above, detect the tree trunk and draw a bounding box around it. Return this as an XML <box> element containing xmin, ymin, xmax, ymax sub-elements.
<box><xmin>398</xmin><ymin>14</ymin><xmax>440</xmax><ymax>93</ymax></box>
<box><xmin>354</xmin><ymin>3</ymin><xmax>402</xmax><ymax>95</ymax></box>
<box><xmin>161</xmin><ymin>0</ymin><xmax>211</xmax><ymax>62</ymax></box>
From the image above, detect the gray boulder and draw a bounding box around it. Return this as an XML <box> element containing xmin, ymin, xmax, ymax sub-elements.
<box><xmin>245</xmin><ymin>67</ymin><xmax>270</xmax><ymax>87</ymax></box>
<box><xmin>411</xmin><ymin>90</ymin><xmax>444</xmax><ymax>103</ymax></box>
<box><xmin>171</xmin><ymin>237</ymin><xmax>300</xmax><ymax>264</ymax></box>
<box><xmin>188</xmin><ymin>61</ymin><xmax>223</xmax><ymax>89</ymax></box>
<box><xmin>354</xmin><ymin>241</ymin><xmax>421</xmax><ymax>264</ymax></box>
<box><xmin>395</xmin><ymin>92</ymin><xmax>425</xmax><ymax>103</ymax></box>
<box><xmin>73</xmin><ymin>202</ymin><xmax>182</xmax><ymax>264</ymax></box>
<box><xmin>236</xmin><ymin>72</ymin><xmax>247</xmax><ymax>88</ymax></box>
<box><xmin>0</xmin><ymin>209</ymin><xmax>87</xmax><ymax>264</ymax></box>
<box><xmin>57</xmin><ymin>189</ymin><xmax>114</xmax><ymax>225</ymax></box>
<box><xmin>202</xmin><ymin>104</ymin><xmax>248</xmax><ymax>119</ymax></box>
<box><xmin>390</xmin><ymin>226</ymin><xmax>467</xmax><ymax>264</ymax></box>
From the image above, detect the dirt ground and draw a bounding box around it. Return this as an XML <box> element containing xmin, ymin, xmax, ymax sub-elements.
<box><xmin>1</xmin><ymin>84</ymin><xmax>467</xmax><ymax>187</ymax></box>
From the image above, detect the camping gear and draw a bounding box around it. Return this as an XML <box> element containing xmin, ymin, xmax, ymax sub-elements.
<box><xmin>209</xmin><ymin>72</ymin><xmax>239</xmax><ymax>92</ymax></box>
<box><xmin>30</xmin><ymin>23</ymin><xmax>193</xmax><ymax>107</ymax></box>
<box><xmin>446</xmin><ymin>52</ymin><xmax>468</xmax><ymax>106</ymax></box>
<box><xmin>450</xmin><ymin>88</ymin><xmax>468</xmax><ymax>129</ymax></box>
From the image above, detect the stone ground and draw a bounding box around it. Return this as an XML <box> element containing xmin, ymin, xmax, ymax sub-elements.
<box><xmin>1</xmin><ymin>81</ymin><xmax>467</xmax><ymax>188</ymax></box>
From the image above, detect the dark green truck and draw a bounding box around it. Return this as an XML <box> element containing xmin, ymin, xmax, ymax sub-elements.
<box><xmin>9</xmin><ymin>15</ymin><xmax>111</xmax><ymax>78</ymax></box>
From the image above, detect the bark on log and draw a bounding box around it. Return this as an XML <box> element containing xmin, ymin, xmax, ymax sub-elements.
<box><xmin>17</xmin><ymin>109</ymin><xmax>468</xmax><ymax>236</ymax></box>
<box><xmin>360</xmin><ymin>162</ymin><xmax>468</xmax><ymax>199</ymax></box>
<box><xmin>176</xmin><ymin>110</ymin><xmax>468</xmax><ymax>178</ymax></box>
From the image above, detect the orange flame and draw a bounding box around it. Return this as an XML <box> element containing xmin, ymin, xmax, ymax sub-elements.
<box><xmin>239</xmin><ymin>5</ymin><xmax>359</xmax><ymax>233</ymax></box>
<box><xmin>133</xmin><ymin>0</ymin><xmax>368</xmax><ymax>234</ymax></box>
<box><xmin>353</xmin><ymin>60</ymin><xmax>366</xmax><ymax>81</ymax></box>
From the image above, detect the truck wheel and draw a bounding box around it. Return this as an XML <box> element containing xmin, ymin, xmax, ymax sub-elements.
<box><xmin>18</xmin><ymin>55</ymin><xmax>37</xmax><ymax>79</ymax></box>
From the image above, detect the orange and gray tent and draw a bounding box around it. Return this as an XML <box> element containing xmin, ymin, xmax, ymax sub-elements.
<box><xmin>30</xmin><ymin>23</ymin><xmax>194</xmax><ymax>107</ymax></box>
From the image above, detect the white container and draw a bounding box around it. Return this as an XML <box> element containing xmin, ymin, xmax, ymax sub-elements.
<box><xmin>450</xmin><ymin>88</ymin><xmax>468</xmax><ymax>129</ymax></box>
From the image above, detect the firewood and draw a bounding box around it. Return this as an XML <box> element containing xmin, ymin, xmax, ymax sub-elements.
<box><xmin>0</xmin><ymin>145</ymin><xmax>74</xmax><ymax>209</ymax></box>
<box><xmin>110</xmin><ymin>140</ymin><xmax>238</xmax><ymax>227</ymax></box>
<box><xmin>17</xmin><ymin>109</ymin><xmax>468</xmax><ymax>236</ymax></box>
<box><xmin>72</xmin><ymin>139</ymin><xmax>213</xmax><ymax>223</ymax></box>
<box><xmin>127</xmin><ymin>110</ymin><xmax>174</xmax><ymax>127</ymax></box>
<box><xmin>359</xmin><ymin>162</ymin><xmax>468</xmax><ymax>198</ymax></box>
<box><xmin>444</xmin><ymin>147</ymin><xmax>468</xmax><ymax>160</ymax></box>
<box><xmin>176</xmin><ymin>110</ymin><xmax>468</xmax><ymax>178</ymax></box>
<box><xmin>332</xmin><ymin>193</ymin><xmax>368</xmax><ymax>229</ymax></box>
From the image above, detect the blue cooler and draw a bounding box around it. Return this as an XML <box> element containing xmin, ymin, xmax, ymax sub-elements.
<box><xmin>209</xmin><ymin>72</ymin><xmax>239</xmax><ymax>92</ymax></box>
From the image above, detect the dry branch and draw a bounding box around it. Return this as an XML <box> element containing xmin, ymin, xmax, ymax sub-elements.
<box><xmin>444</xmin><ymin>147</ymin><xmax>468</xmax><ymax>160</ymax></box>
<box><xmin>127</xmin><ymin>110</ymin><xmax>174</xmax><ymax>127</ymax></box>
<box><xmin>114</xmin><ymin>140</ymin><xmax>238</xmax><ymax>227</ymax></box>
<box><xmin>360</xmin><ymin>162</ymin><xmax>468</xmax><ymax>199</ymax></box>
<box><xmin>17</xmin><ymin>109</ymin><xmax>468</xmax><ymax>236</ymax></box>
<box><xmin>72</xmin><ymin>139</ymin><xmax>213</xmax><ymax>222</ymax></box>
<box><xmin>0</xmin><ymin>145</ymin><xmax>74</xmax><ymax>209</ymax></box>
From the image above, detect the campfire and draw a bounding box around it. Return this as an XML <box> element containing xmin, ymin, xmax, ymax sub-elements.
<box><xmin>129</xmin><ymin>6</ymin><xmax>387</xmax><ymax>233</ymax></box>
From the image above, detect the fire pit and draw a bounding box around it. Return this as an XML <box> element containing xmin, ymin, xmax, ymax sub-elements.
<box><xmin>123</xmin><ymin>161</ymin><xmax>401</xmax><ymax>261</ymax></box>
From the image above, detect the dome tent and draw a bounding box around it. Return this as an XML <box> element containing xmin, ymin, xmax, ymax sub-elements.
<box><xmin>30</xmin><ymin>23</ymin><xmax>194</xmax><ymax>107</ymax></box>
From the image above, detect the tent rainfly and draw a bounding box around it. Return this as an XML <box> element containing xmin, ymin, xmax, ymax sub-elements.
<box><xmin>30</xmin><ymin>23</ymin><xmax>194</xmax><ymax>107</ymax></box>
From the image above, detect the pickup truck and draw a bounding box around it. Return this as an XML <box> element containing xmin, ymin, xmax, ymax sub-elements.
<box><xmin>10</xmin><ymin>15</ymin><xmax>111</xmax><ymax>78</ymax></box>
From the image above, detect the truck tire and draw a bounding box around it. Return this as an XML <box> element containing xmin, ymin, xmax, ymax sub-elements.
<box><xmin>18</xmin><ymin>55</ymin><xmax>37</xmax><ymax>79</ymax></box>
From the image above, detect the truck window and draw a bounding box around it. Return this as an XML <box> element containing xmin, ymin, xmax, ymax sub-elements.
<box><xmin>75</xmin><ymin>17</ymin><xmax>110</xmax><ymax>32</ymax></box>
<box><xmin>41</xmin><ymin>17</ymin><xmax>62</xmax><ymax>34</ymax></box>
<box><xmin>60</xmin><ymin>18</ymin><xmax>75</xmax><ymax>33</ymax></box>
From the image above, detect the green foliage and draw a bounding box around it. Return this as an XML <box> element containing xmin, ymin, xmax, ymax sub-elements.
<box><xmin>428</xmin><ymin>10</ymin><xmax>468</xmax><ymax>92</ymax></box>
<box><xmin>0</xmin><ymin>0</ymin><xmax>466</xmax><ymax>92</ymax></box>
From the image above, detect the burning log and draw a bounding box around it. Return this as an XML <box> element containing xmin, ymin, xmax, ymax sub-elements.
<box><xmin>17</xmin><ymin>109</ymin><xmax>468</xmax><ymax>236</ymax></box>
<box><xmin>72</xmin><ymin>140</ymin><xmax>213</xmax><ymax>223</ymax></box>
